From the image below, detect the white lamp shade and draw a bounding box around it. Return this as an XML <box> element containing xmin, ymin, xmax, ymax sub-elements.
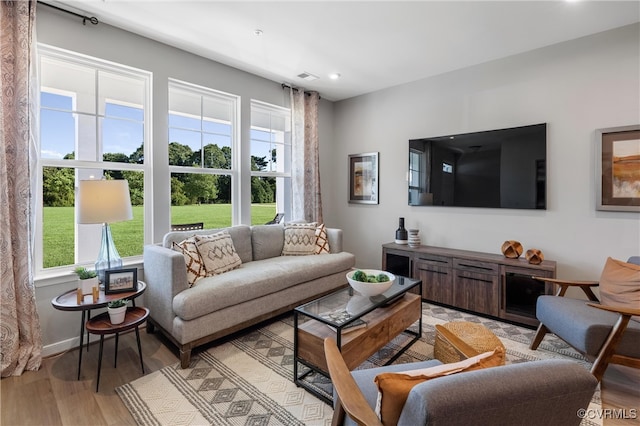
<box><xmin>77</xmin><ymin>179</ymin><xmax>133</xmax><ymax>224</ymax></box>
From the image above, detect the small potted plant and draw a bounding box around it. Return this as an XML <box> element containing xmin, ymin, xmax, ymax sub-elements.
<box><xmin>74</xmin><ymin>266</ymin><xmax>99</xmax><ymax>295</ymax></box>
<box><xmin>107</xmin><ymin>298</ymin><xmax>128</xmax><ymax>324</ymax></box>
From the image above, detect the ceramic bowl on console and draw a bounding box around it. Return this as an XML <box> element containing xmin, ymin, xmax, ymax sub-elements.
<box><xmin>346</xmin><ymin>269</ymin><xmax>395</xmax><ymax>297</ymax></box>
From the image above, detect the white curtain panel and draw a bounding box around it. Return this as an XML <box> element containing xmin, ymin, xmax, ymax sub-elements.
<box><xmin>290</xmin><ymin>88</ymin><xmax>306</xmax><ymax>221</ymax></box>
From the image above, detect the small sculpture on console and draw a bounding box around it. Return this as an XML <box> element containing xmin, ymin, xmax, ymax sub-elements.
<box><xmin>501</xmin><ymin>240</ymin><xmax>523</xmax><ymax>259</ymax></box>
<box><xmin>526</xmin><ymin>248</ymin><xmax>545</xmax><ymax>265</ymax></box>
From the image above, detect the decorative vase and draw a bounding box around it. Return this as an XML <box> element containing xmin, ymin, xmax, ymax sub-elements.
<box><xmin>408</xmin><ymin>229</ymin><xmax>421</xmax><ymax>248</ymax></box>
<box><xmin>79</xmin><ymin>277</ymin><xmax>100</xmax><ymax>295</ymax></box>
<box><xmin>108</xmin><ymin>305</ymin><xmax>127</xmax><ymax>325</ymax></box>
<box><xmin>395</xmin><ymin>217</ymin><xmax>408</xmax><ymax>244</ymax></box>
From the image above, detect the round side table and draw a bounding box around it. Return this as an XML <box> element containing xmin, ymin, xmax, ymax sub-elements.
<box><xmin>51</xmin><ymin>281</ymin><xmax>146</xmax><ymax>380</ymax></box>
<box><xmin>85</xmin><ymin>306</ymin><xmax>149</xmax><ymax>392</ymax></box>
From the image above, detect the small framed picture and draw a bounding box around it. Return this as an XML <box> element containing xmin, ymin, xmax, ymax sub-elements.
<box><xmin>348</xmin><ymin>152</ymin><xmax>379</xmax><ymax>204</ymax></box>
<box><xmin>596</xmin><ymin>125</ymin><xmax>640</xmax><ymax>212</ymax></box>
<box><xmin>104</xmin><ymin>268</ymin><xmax>138</xmax><ymax>294</ymax></box>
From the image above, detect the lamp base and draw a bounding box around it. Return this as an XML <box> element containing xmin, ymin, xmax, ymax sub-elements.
<box><xmin>95</xmin><ymin>223</ymin><xmax>122</xmax><ymax>283</ymax></box>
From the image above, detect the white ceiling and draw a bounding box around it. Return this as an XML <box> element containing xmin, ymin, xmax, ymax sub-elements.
<box><xmin>58</xmin><ymin>1</ymin><xmax>640</xmax><ymax>101</ymax></box>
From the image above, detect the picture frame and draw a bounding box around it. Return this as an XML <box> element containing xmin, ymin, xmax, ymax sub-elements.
<box><xmin>104</xmin><ymin>268</ymin><xmax>138</xmax><ymax>294</ymax></box>
<box><xmin>596</xmin><ymin>125</ymin><xmax>640</xmax><ymax>212</ymax></box>
<box><xmin>348</xmin><ymin>152</ymin><xmax>379</xmax><ymax>204</ymax></box>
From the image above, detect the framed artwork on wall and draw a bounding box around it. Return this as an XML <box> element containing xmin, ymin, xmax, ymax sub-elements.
<box><xmin>596</xmin><ymin>125</ymin><xmax>640</xmax><ymax>212</ymax></box>
<box><xmin>348</xmin><ymin>152</ymin><xmax>379</xmax><ymax>204</ymax></box>
<box><xmin>104</xmin><ymin>268</ymin><xmax>138</xmax><ymax>294</ymax></box>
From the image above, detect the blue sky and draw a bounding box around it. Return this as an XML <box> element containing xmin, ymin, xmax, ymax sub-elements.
<box><xmin>41</xmin><ymin>91</ymin><xmax>277</xmax><ymax>169</ymax></box>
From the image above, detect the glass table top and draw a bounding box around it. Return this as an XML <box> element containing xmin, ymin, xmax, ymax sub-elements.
<box><xmin>295</xmin><ymin>275</ymin><xmax>420</xmax><ymax>328</ymax></box>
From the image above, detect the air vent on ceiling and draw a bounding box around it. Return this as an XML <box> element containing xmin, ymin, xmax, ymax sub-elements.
<box><xmin>297</xmin><ymin>72</ymin><xmax>319</xmax><ymax>81</ymax></box>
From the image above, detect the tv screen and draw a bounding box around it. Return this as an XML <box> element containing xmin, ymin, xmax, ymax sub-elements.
<box><xmin>409</xmin><ymin>123</ymin><xmax>546</xmax><ymax>209</ymax></box>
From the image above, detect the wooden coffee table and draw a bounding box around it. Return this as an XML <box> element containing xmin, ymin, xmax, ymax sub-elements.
<box><xmin>293</xmin><ymin>276</ymin><xmax>422</xmax><ymax>403</ymax></box>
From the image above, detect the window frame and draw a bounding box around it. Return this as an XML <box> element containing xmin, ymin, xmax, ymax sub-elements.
<box><xmin>168</xmin><ymin>78</ymin><xmax>241</xmax><ymax>225</ymax></box>
<box><xmin>36</xmin><ymin>44</ymin><xmax>152</xmax><ymax>281</ymax></box>
<box><xmin>250</xmin><ymin>100</ymin><xmax>292</xmax><ymax>221</ymax></box>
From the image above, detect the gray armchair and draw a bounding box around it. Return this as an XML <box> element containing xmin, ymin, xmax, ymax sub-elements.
<box><xmin>325</xmin><ymin>335</ymin><xmax>597</xmax><ymax>426</ymax></box>
<box><xmin>530</xmin><ymin>256</ymin><xmax>640</xmax><ymax>381</ymax></box>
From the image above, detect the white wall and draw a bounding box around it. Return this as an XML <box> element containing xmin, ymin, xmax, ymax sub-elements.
<box><xmin>330</xmin><ymin>23</ymin><xmax>640</xmax><ymax>281</ymax></box>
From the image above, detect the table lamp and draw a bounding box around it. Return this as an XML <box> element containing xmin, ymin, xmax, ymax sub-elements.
<box><xmin>77</xmin><ymin>179</ymin><xmax>133</xmax><ymax>283</ymax></box>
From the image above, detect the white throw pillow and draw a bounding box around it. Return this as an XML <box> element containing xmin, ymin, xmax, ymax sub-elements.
<box><xmin>195</xmin><ymin>232</ymin><xmax>242</xmax><ymax>276</ymax></box>
<box><xmin>314</xmin><ymin>223</ymin><xmax>331</xmax><ymax>254</ymax></box>
<box><xmin>281</xmin><ymin>222</ymin><xmax>318</xmax><ymax>256</ymax></box>
<box><xmin>172</xmin><ymin>237</ymin><xmax>206</xmax><ymax>287</ymax></box>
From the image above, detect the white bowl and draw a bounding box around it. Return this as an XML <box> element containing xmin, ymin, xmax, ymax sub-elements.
<box><xmin>346</xmin><ymin>269</ymin><xmax>395</xmax><ymax>297</ymax></box>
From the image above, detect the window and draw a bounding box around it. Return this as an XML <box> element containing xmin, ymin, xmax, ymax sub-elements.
<box><xmin>409</xmin><ymin>149</ymin><xmax>422</xmax><ymax>205</ymax></box>
<box><xmin>250</xmin><ymin>101</ymin><xmax>292</xmax><ymax>224</ymax></box>
<box><xmin>38</xmin><ymin>45</ymin><xmax>150</xmax><ymax>274</ymax></box>
<box><xmin>168</xmin><ymin>80</ymin><xmax>239</xmax><ymax>227</ymax></box>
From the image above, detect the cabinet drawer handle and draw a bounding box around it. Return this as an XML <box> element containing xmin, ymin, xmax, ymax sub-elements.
<box><xmin>457</xmin><ymin>263</ymin><xmax>493</xmax><ymax>272</ymax></box>
<box><xmin>457</xmin><ymin>275</ymin><xmax>493</xmax><ymax>284</ymax></box>
<box><xmin>419</xmin><ymin>268</ymin><xmax>448</xmax><ymax>275</ymax></box>
<box><xmin>418</xmin><ymin>257</ymin><xmax>448</xmax><ymax>264</ymax></box>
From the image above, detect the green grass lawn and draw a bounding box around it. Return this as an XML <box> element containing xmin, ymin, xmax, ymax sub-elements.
<box><xmin>43</xmin><ymin>203</ymin><xmax>276</xmax><ymax>268</ymax></box>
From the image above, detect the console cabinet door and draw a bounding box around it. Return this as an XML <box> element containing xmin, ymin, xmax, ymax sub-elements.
<box><xmin>453</xmin><ymin>270</ymin><xmax>500</xmax><ymax>317</ymax></box>
<box><xmin>415</xmin><ymin>261</ymin><xmax>453</xmax><ymax>305</ymax></box>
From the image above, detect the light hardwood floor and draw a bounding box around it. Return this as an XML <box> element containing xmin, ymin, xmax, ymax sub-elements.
<box><xmin>1</xmin><ymin>326</ymin><xmax>639</xmax><ymax>425</ymax></box>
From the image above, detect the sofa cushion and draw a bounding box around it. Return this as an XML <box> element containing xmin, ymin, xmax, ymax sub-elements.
<box><xmin>251</xmin><ymin>224</ymin><xmax>285</xmax><ymax>260</ymax></box>
<box><xmin>599</xmin><ymin>257</ymin><xmax>640</xmax><ymax>322</ymax></box>
<box><xmin>282</xmin><ymin>222</ymin><xmax>318</xmax><ymax>256</ymax></box>
<box><xmin>173</xmin><ymin>252</ymin><xmax>355</xmax><ymax>321</ymax></box>
<box><xmin>314</xmin><ymin>224</ymin><xmax>330</xmax><ymax>254</ymax></box>
<box><xmin>171</xmin><ymin>237</ymin><xmax>206</xmax><ymax>287</ymax></box>
<box><xmin>373</xmin><ymin>347</ymin><xmax>505</xmax><ymax>425</ymax></box>
<box><xmin>195</xmin><ymin>232</ymin><xmax>242</xmax><ymax>276</ymax></box>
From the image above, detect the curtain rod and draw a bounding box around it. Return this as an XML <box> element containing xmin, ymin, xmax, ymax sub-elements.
<box><xmin>281</xmin><ymin>83</ymin><xmax>321</xmax><ymax>99</ymax></box>
<box><xmin>39</xmin><ymin>1</ymin><xmax>99</xmax><ymax>25</ymax></box>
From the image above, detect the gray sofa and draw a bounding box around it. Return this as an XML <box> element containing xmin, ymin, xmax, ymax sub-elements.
<box><xmin>143</xmin><ymin>224</ymin><xmax>355</xmax><ymax>368</ymax></box>
<box><xmin>345</xmin><ymin>359</ymin><xmax>597</xmax><ymax>426</ymax></box>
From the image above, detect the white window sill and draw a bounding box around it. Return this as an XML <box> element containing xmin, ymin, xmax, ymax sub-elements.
<box><xmin>34</xmin><ymin>256</ymin><xmax>143</xmax><ymax>288</ymax></box>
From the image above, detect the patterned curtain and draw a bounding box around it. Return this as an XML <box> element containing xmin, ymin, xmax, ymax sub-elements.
<box><xmin>289</xmin><ymin>88</ymin><xmax>323</xmax><ymax>223</ymax></box>
<box><xmin>1</xmin><ymin>0</ymin><xmax>43</xmax><ymax>376</ymax></box>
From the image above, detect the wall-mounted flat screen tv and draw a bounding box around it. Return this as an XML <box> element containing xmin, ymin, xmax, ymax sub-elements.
<box><xmin>409</xmin><ymin>123</ymin><xmax>546</xmax><ymax>209</ymax></box>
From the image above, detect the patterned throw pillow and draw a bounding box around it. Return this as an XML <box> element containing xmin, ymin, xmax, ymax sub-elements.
<box><xmin>314</xmin><ymin>223</ymin><xmax>331</xmax><ymax>254</ymax></box>
<box><xmin>195</xmin><ymin>232</ymin><xmax>242</xmax><ymax>276</ymax></box>
<box><xmin>281</xmin><ymin>222</ymin><xmax>318</xmax><ymax>256</ymax></box>
<box><xmin>172</xmin><ymin>237</ymin><xmax>206</xmax><ymax>287</ymax></box>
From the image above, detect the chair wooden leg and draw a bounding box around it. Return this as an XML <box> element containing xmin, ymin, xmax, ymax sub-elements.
<box><xmin>331</xmin><ymin>395</ymin><xmax>346</xmax><ymax>426</ymax></box>
<box><xmin>529</xmin><ymin>323</ymin><xmax>549</xmax><ymax>350</ymax></box>
<box><xmin>590</xmin><ymin>314</ymin><xmax>631</xmax><ymax>382</ymax></box>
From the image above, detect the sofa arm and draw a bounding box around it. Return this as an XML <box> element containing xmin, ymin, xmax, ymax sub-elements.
<box><xmin>143</xmin><ymin>244</ymin><xmax>189</xmax><ymax>332</ymax></box>
<box><xmin>326</xmin><ymin>228</ymin><xmax>344</xmax><ymax>253</ymax></box>
<box><xmin>399</xmin><ymin>359</ymin><xmax>597</xmax><ymax>426</ymax></box>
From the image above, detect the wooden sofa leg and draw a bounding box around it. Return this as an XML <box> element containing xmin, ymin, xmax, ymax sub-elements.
<box><xmin>180</xmin><ymin>347</ymin><xmax>192</xmax><ymax>369</ymax></box>
<box><xmin>529</xmin><ymin>323</ymin><xmax>549</xmax><ymax>350</ymax></box>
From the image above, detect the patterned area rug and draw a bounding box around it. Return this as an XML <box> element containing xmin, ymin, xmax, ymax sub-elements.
<box><xmin>117</xmin><ymin>302</ymin><xmax>601</xmax><ymax>426</ymax></box>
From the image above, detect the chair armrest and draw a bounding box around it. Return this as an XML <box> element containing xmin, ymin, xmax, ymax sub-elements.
<box><xmin>533</xmin><ymin>276</ymin><xmax>600</xmax><ymax>301</ymax></box>
<box><xmin>435</xmin><ymin>324</ymin><xmax>480</xmax><ymax>358</ymax></box>
<box><xmin>586</xmin><ymin>303</ymin><xmax>640</xmax><ymax>317</ymax></box>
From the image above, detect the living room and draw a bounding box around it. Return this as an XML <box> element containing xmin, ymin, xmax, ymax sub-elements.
<box><xmin>2</xmin><ymin>1</ymin><xmax>639</xmax><ymax>425</ymax></box>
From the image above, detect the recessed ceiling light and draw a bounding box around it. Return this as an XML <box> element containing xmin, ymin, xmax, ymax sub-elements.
<box><xmin>297</xmin><ymin>72</ymin><xmax>319</xmax><ymax>81</ymax></box>
<box><xmin>329</xmin><ymin>73</ymin><xmax>341</xmax><ymax>80</ymax></box>
<box><xmin>254</xmin><ymin>29</ymin><xmax>263</xmax><ymax>36</ymax></box>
